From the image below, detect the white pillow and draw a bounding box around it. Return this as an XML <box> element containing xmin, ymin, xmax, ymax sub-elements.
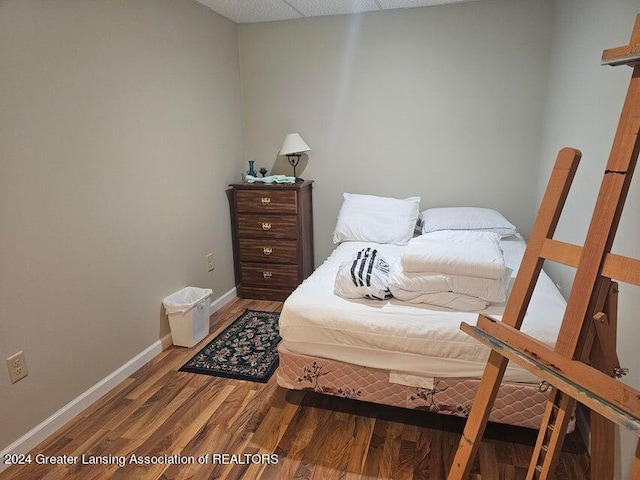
<box><xmin>420</xmin><ymin>207</ymin><xmax>517</xmax><ymax>236</ymax></box>
<box><xmin>333</xmin><ymin>193</ymin><xmax>421</xmax><ymax>245</ymax></box>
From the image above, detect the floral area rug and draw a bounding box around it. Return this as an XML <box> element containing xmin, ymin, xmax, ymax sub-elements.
<box><xmin>179</xmin><ymin>309</ymin><xmax>280</xmax><ymax>383</ymax></box>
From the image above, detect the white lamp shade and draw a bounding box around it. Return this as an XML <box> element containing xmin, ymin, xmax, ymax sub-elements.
<box><xmin>279</xmin><ymin>133</ymin><xmax>310</xmax><ymax>155</ymax></box>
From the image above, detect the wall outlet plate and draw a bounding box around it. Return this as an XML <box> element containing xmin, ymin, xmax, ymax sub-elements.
<box><xmin>7</xmin><ymin>351</ymin><xmax>28</xmax><ymax>384</ymax></box>
<box><xmin>206</xmin><ymin>253</ymin><xmax>214</xmax><ymax>272</ymax></box>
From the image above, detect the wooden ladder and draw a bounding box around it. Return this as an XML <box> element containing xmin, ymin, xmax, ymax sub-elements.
<box><xmin>447</xmin><ymin>15</ymin><xmax>640</xmax><ymax>480</ymax></box>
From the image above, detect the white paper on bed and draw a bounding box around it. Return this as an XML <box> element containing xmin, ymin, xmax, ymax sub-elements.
<box><xmin>279</xmin><ymin>236</ymin><xmax>568</xmax><ymax>382</ymax></box>
<box><xmin>401</xmin><ymin>230</ymin><xmax>506</xmax><ymax>279</ymax></box>
<box><xmin>388</xmin><ymin>265</ymin><xmax>512</xmax><ymax>306</ymax></box>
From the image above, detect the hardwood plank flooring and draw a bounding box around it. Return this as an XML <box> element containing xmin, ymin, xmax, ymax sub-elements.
<box><xmin>0</xmin><ymin>298</ymin><xmax>590</xmax><ymax>479</ymax></box>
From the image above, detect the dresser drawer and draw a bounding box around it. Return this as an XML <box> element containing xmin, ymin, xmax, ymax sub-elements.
<box><xmin>236</xmin><ymin>189</ymin><xmax>297</xmax><ymax>214</ymax></box>
<box><xmin>241</xmin><ymin>263</ymin><xmax>300</xmax><ymax>288</ymax></box>
<box><xmin>237</xmin><ymin>214</ymin><xmax>298</xmax><ymax>239</ymax></box>
<box><xmin>239</xmin><ymin>239</ymin><xmax>298</xmax><ymax>264</ymax></box>
<box><xmin>230</xmin><ymin>180</ymin><xmax>314</xmax><ymax>302</ymax></box>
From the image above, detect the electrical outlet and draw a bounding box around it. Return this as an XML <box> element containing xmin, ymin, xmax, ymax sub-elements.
<box><xmin>206</xmin><ymin>253</ymin><xmax>214</xmax><ymax>272</ymax></box>
<box><xmin>6</xmin><ymin>351</ymin><xmax>28</xmax><ymax>384</ymax></box>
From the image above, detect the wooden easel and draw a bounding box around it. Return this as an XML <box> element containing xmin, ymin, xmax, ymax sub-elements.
<box><xmin>447</xmin><ymin>15</ymin><xmax>640</xmax><ymax>480</ymax></box>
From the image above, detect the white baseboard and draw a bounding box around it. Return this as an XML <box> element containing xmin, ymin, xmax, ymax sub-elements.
<box><xmin>160</xmin><ymin>332</ymin><xmax>174</xmax><ymax>351</ymax></box>
<box><xmin>210</xmin><ymin>287</ymin><xmax>237</xmax><ymax>317</ymax></box>
<box><xmin>0</xmin><ymin>339</ymin><xmax>164</xmax><ymax>473</ymax></box>
<box><xmin>0</xmin><ymin>288</ymin><xmax>237</xmax><ymax>473</ymax></box>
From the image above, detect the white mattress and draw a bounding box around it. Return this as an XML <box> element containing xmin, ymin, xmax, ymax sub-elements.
<box><xmin>279</xmin><ymin>235</ymin><xmax>567</xmax><ymax>383</ymax></box>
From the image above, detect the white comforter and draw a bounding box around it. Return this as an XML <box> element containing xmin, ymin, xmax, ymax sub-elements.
<box><xmin>401</xmin><ymin>230</ymin><xmax>507</xmax><ymax>279</ymax></box>
<box><xmin>388</xmin><ymin>267</ymin><xmax>511</xmax><ymax>311</ymax></box>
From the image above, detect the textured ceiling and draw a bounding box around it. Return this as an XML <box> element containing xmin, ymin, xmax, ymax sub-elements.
<box><xmin>195</xmin><ymin>0</ymin><xmax>478</xmax><ymax>24</ymax></box>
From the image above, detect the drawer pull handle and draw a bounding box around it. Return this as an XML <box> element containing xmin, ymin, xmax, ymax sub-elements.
<box><xmin>263</xmin><ymin>271</ymin><xmax>272</xmax><ymax>278</ymax></box>
<box><xmin>261</xmin><ymin>222</ymin><xmax>272</xmax><ymax>231</ymax></box>
<box><xmin>263</xmin><ymin>247</ymin><xmax>273</xmax><ymax>255</ymax></box>
<box><xmin>261</xmin><ymin>197</ymin><xmax>271</xmax><ymax>205</ymax></box>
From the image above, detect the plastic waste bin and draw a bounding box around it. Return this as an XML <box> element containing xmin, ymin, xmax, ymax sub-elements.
<box><xmin>162</xmin><ymin>287</ymin><xmax>213</xmax><ymax>347</ymax></box>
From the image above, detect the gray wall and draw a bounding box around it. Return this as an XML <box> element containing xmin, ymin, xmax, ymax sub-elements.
<box><xmin>535</xmin><ymin>0</ymin><xmax>640</xmax><ymax>477</ymax></box>
<box><xmin>239</xmin><ymin>0</ymin><xmax>554</xmax><ymax>264</ymax></box>
<box><xmin>0</xmin><ymin>0</ymin><xmax>242</xmax><ymax>449</ymax></box>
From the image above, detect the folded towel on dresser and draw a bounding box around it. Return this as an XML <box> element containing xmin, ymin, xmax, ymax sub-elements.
<box><xmin>245</xmin><ymin>174</ymin><xmax>296</xmax><ymax>184</ymax></box>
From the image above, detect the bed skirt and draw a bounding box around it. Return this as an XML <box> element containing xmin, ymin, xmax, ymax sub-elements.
<box><xmin>277</xmin><ymin>343</ymin><xmax>573</xmax><ymax>431</ymax></box>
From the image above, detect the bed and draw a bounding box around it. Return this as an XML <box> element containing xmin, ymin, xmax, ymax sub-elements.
<box><xmin>276</xmin><ymin>199</ymin><xmax>571</xmax><ymax>430</ymax></box>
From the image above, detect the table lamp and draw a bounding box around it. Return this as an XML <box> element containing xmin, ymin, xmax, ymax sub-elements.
<box><xmin>279</xmin><ymin>133</ymin><xmax>310</xmax><ymax>181</ymax></box>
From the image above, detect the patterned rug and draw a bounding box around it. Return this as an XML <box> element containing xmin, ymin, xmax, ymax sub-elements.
<box><xmin>179</xmin><ymin>309</ymin><xmax>280</xmax><ymax>383</ymax></box>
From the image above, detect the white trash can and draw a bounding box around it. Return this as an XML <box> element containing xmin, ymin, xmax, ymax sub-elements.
<box><xmin>162</xmin><ymin>287</ymin><xmax>213</xmax><ymax>347</ymax></box>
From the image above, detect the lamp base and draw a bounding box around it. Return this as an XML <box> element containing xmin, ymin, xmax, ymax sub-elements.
<box><xmin>294</xmin><ymin>177</ymin><xmax>304</xmax><ymax>182</ymax></box>
<box><xmin>287</xmin><ymin>154</ymin><xmax>302</xmax><ymax>180</ymax></box>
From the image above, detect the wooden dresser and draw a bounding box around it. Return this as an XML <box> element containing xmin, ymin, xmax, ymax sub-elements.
<box><xmin>230</xmin><ymin>180</ymin><xmax>314</xmax><ymax>302</ymax></box>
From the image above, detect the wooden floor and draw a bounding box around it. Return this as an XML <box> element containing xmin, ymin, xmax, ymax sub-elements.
<box><xmin>1</xmin><ymin>298</ymin><xmax>590</xmax><ymax>480</ymax></box>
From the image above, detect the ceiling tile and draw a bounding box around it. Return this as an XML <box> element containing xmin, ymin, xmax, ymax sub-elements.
<box><xmin>198</xmin><ymin>0</ymin><xmax>303</xmax><ymax>23</ymax></box>
<box><xmin>377</xmin><ymin>0</ymin><xmax>477</xmax><ymax>9</ymax></box>
<box><xmin>287</xmin><ymin>0</ymin><xmax>381</xmax><ymax>17</ymax></box>
<box><xmin>195</xmin><ymin>0</ymin><xmax>479</xmax><ymax>23</ymax></box>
